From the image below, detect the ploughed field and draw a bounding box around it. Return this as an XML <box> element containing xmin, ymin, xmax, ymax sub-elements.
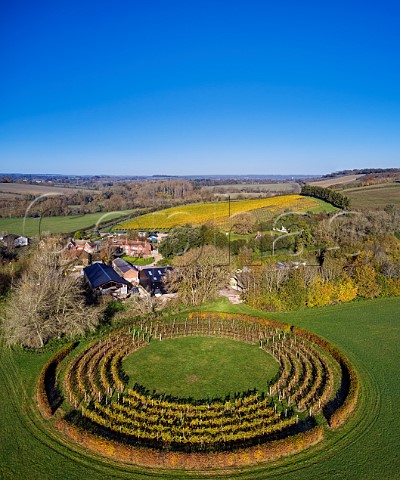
<box><xmin>343</xmin><ymin>182</ymin><xmax>400</xmax><ymax>209</ymax></box>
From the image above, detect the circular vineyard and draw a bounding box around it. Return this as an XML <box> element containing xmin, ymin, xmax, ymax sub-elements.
<box><xmin>39</xmin><ymin>313</ymin><xmax>359</xmax><ymax>467</ymax></box>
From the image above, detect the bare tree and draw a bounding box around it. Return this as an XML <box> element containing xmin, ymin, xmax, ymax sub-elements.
<box><xmin>122</xmin><ymin>294</ymin><xmax>161</xmax><ymax>317</ymax></box>
<box><xmin>167</xmin><ymin>245</ymin><xmax>230</xmax><ymax>306</ymax></box>
<box><xmin>2</xmin><ymin>242</ymin><xmax>101</xmax><ymax>348</ymax></box>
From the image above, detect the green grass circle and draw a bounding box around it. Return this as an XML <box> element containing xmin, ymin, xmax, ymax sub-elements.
<box><xmin>122</xmin><ymin>336</ymin><xmax>280</xmax><ymax>400</ymax></box>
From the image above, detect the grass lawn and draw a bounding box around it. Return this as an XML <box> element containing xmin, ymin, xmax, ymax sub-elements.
<box><xmin>0</xmin><ymin>210</ymin><xmax>135</xmax><ymax>237</ymax></box>
<box><xmin>0</xmin><ymin>296</ymin><xmax>399</xmax><ymax>479</ymax></box>
<box><xmin>304</xmin><ymin>197</ymin><xmax>338</xmax><ymax>213</ymax></box>
<box><xmin>122</xmin><ymin>255</ymin><xmax>154</xmax><ymax>265</ymax></box>
<box><xmin>123</xmin><ymin>336</ymin><xmax>279</xmax><ymax>400</ymax></box>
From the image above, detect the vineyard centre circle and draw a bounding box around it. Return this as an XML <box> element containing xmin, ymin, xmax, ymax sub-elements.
<box><xmin>122</xmin><ymin>336</ymin><xmax>281</xmax><ymax>400</ymax></box>
<box><xmin>38</xmin><ymin>312</ymin><xmax>360</xmax><ymax>468</ymax></box>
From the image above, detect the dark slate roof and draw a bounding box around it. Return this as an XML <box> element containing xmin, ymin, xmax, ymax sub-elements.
<box><xmin>112</xmin><ymin>258</ymin><xmax>138</xmax><ymax>274</ymax></box>
<box><xmin>84</xmin><ymin>263</ymin><xmax>129</xmax><ymax>289</ymax></box>
<box><xmin>1</xmin><ymin>234</ymin><xmax>20</xmax><ymax>241</ymax></box>
<box><xmin>141</xmin><ymin>267</ymin><xmax>172</xmax><ymax>283</ymax></box>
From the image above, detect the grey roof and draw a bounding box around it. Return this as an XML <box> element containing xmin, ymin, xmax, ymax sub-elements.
<box><xmin>141</xmin><ymin>267</ymin><xmax>172</xmax><ymax>282</ymax></box>
<box><xmin>84</xmin><ymin>263</ymin><xmax>129</xmax><ymax>289</ymax></box>
<box><xmin>1</xmin><ymin>234</ymin><xmax>20</xmax><ymax>241</ymax></box>
<box><xmin>112</xmin><ymin>258</ymin><xmax>138</xmax><ymax>274</ymax></box>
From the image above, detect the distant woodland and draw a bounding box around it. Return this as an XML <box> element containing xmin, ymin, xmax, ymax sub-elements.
<box><xmin>0</xmin><ymin>180</ymin><xmax>210</xmax><ymax>218</ymax></box>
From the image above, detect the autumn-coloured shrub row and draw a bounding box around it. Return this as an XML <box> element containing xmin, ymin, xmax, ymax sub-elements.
<box><xmin>63</xmin><ymin>334</ymin><xmax>148</xmax><ymax>408</ymax></box>
<box><xmin>192</xmin><ymin>312</ymin><xmax>358</xmax><ymax>426</ymax></box>
<box><xmin>263</xmin><ymin>337</ymin><xmax>334</xmax><ymax>414</ymax></box>
<box><xmin>292</xmin><ymin>326</ymin><xmax>360</xmax><ymax>428</ymax></box>
<box><xmin>188</xmin><ymin>311</ymin><xmax>293</xmax><ymax>332</ymax></box>
<box><xmin>58</xmin><ymin>315</ymin><xmax>342</xmax><ymax>453</ymax></box>
<box><xmin>37</xmin><ymin>342</ymin><xmax>76</xmax><ymax>418</ymax></box>
<box><xmin>55</xmin><ymin>414</ymin><xmax>324</xmax><ymax>469</ymax></box>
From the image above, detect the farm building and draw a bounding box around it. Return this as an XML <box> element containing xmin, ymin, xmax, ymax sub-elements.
<box><xmin>65</xmin><ymin>246</ymin><xmax>91</xmax><ymax>265</ymax></box>
<box><xmin>112</xmin><ymin>258</ymin><xmax>139</xmax><ymax>284</ymax></box>
<box><xmin>69</xmin><ymin>239</ymin><xmax>102</xmax><ymax>254</ymax></box>
<box><xmin>83</xmin><ymin>263</ymin><xmax>130</xmax><ymax>297</ymax></box>
<box><xmin>107</xmin><ymin>236</ymin><xmax>152</xmax><ymax>257</ymax></box>
<box><xmin>0</xmin><ymin>234</ymin><xmax>30</xmax><ymax>248</ymax></box>
<box><xmin>139</xmin><ymin>267</ymin><xmax>172</xmax><ymax>296</ymax></box>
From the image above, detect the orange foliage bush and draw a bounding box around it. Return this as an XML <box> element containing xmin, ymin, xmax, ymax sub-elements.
<box><xmin>56</xmin><ymin>417</ymin><xmax>324</xmax><ymax>469</ymax></box>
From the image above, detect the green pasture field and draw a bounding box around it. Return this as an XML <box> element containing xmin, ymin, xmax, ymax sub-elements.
<box><xmin>0</xmin><ymin>210</ymin><xmax>135</xmax><ymax>237</ymax></box>
<box><xmin>123</xmin><ymin>336</ymin><xmax>279</xmax><ymax>400</ymax></box>
<box><xmin>344</xmin><ymin>182</ymin><xmax>400</xmax><ymax>209</ymax></box>
<box><xmin>0</xmin><ymin>296</ymin><xmax>399</xmax><ymax>479</ymax></box>
<box><xmin>121</xmin><ymin>255</ymin><xmax>154</xmax><ymax>265</ymax></box>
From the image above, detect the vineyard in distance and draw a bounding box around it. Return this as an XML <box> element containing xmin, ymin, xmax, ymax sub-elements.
<box><xmin>115</xmin><ymin>194</ymin><xmax>328</xmax><ymax>230</ymax></box>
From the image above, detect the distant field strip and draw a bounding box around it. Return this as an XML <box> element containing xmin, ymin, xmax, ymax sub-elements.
<box><xmin>0</xmin><ymin>182</ymin><xmax>94</xmax><ymax>196</ymax></box>
<box><xmin>308</xmin><ymin>175</ymin><xmax>365</xmax><ymax>187</ymax></box>
<box><xmin>117</xmin><ymin>195</ymin><xmax>319</xmax><ymax>230</ymax></box>
<box><xmin>344</xmin><ymin>183</ymin><xmax>400</xmax><ymax>209</ymax></box>
<box><xmin>0</xmin><ymin>210</ymin><xmax>135</xmax><ymax>236</ymax></box>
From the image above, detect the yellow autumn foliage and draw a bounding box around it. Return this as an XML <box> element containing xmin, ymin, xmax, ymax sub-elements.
<box><xmin>335</xmin><ymin>274</ymin><xmax>358</xmax><ymax>303</ymax></box>
<box><xmin>117</xmin><ymin>195</ymin><xmax>318</xmax><ymax>230</ymax></box>
<box><xmin>306</xmin><ymin>276</ymin><xmax>336</xmax><ymax>307</ymax></box>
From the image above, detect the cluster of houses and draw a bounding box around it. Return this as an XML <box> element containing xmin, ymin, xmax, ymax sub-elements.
<box><xmin>83</xmin><ymin>261</ymin><xmax>172</xmax><ymax>299</ymax></box>
<box><xmin>66</xmin><ymin>239</ymin><xmax>103</xmax><ymax>264</ymax></box>
<box><xmin>71</xmin><ymin>232</ymin><xmax>172</xmax><ymax>299</ymax></box>
<box><xmin>106</xmin><ymin>236</ymin><xmax>153</xmax><ymax>257</ymax></box>
<box><xmin>66</xmin><ymin>233</ymin><xmax>160</xmax><ymax>266</ymax></box>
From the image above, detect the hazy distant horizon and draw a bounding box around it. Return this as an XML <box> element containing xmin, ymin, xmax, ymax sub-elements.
<box><xmin>0</xmin><ymin>171</ymin><xmax>322</xmax><ymax>180</ymax></box>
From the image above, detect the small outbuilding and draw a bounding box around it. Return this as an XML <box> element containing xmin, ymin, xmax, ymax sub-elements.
<box><xmin>112</xmin><ymin>258</ymin><xmax>139</xmax><ymax>284</ymax></box>
<box><xmin>0</xmin><ymin>234</ymin><xmax>30</xmax><ymax>248</ymax></box>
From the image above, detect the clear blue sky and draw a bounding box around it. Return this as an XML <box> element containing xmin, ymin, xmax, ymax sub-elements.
<box><xmin>0</xmin><ymin>1</ymin><xmax>399</xmax><ymax>176</ymax></box>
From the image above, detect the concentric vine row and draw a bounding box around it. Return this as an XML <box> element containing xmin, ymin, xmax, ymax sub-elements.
<box><xmin>61</xmin><ymin>315</ymin><xmax>341</xmax><ymax>452</ymax></box>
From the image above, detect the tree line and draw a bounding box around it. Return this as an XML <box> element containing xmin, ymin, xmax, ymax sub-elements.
<box><xmin>300</xmin><ymin>185</ymin><xmax>351</xmax><ymax>209</ymax></box>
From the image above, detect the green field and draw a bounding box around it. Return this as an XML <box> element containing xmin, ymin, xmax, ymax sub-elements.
<box><xmin>123</xmin><ymin>336</ymin><xmax>279</xmax><ymax>399</ymax></box>
<box><xmin>344</xmin><ymin>183</ymin><xmax>400</xmax><ymax>209</ymax></box>
<box><xmin>0</xmin><ymin>297</ymin><xmax>399</xmax><ymax>479</ymax></box>
<box><xmin>0</xmin><ymin>210</ymin><xmax>135</xmax><ymax>237</ymax></box>
<box><xmin>121</xmin><ymin>255</ymin><xmax>154</xmax><ymax>265</ymax></box>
